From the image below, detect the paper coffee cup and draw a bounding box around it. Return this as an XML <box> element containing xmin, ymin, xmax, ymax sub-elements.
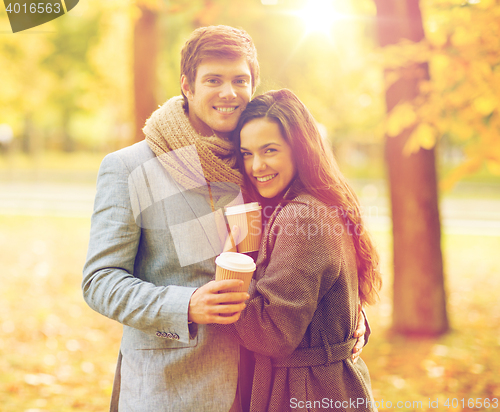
<box><xmin>215</xmin><ymin>252</ymin><xmax>256</xmax><ymax>293</ymax></box>
<box><xmin>224</xmin><ymin>202</ymin><xmax>262</xmax><ymax>253</ymax></box>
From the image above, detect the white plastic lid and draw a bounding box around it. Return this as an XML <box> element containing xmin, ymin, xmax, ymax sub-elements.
<box><xmin>215</xmin><ymin>252</ymin><xmax>256</xmax><ymax>272</ymax></box>
<box><xmin>224</xmin><ymin>202</ymin><xmax>261</xmax><ymax>216</ymax></box>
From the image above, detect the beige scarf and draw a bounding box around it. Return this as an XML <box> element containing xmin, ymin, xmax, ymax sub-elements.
<box><xmin>143</xmin><ymin>96</ymin><xmax>244</xmax><ymax>209</ymax></box>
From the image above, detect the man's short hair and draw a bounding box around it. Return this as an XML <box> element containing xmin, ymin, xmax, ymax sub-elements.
<box><xmin>180</xmin><ymin>25</ymin><xmax>260</xmax><ymax>109</ymax></box>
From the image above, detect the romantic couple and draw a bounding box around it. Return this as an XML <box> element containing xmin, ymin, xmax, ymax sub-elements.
<box><xmin>82</xmin><ymin>25</ymin><xmax>382</xmax><ymax>412</ymax></box>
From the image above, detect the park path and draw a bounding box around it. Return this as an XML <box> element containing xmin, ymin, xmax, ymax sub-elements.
<box><xmin>0</xmin><ymin>180</ymin><xmax>499</xmax><ymax>236</ymax></box>
<box><xmin>0</xmin><ymin>182</ymin><xmax>96</xmax><ymax>218</ymax></box>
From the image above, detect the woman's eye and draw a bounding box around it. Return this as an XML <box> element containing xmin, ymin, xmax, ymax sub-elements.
<box><xmin>241</xmin><ymin>151</ymin><xmax>251</xmax><ymax>157</ymax></box>
<box><xmin>265</xmin><ymin>148</ymin><xmax>277</xmax><ymax>153</ymax></box>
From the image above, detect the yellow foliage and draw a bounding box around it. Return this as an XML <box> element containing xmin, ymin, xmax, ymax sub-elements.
<box><xmin>371</xmin><ymin>0</ymin><xmax>500</xmax><ymax>183</ymax></box>
<box><xmin>473</xmin><ymin>96</ymin><xmax>497</xmax><ymax>116</ymax></box>
<box><xmin>440</xmin><ymin>157</ymin><xmax>483</xmax><ymax>191</ymax></box>
<box><xmin>476</xmin><ymin>0</ymin><xmax>496</xmax><ymax>8</ymax></box>
<box><xmin>450</xmin><ymin>5</ymin><xmax>472</xmax><ymax>23</ymax></box>
<box><xmin>384</xmin><ymin>70</ymin><xmax>402</xmax><ymax>90</ymax></box>
<box><xmin>449</xmin><ymin>122</ymin><xmax>475</xmax><ymax>142</ymax></box>
<box><xmin>403</xmin><ymin>123</ymin><xmax>436</xmax><ymax>156</ymax></box>
<box><xmin>445</xmin><ymin>90</ymin><xmax>468</xmax><ymax>108</ymax></box>
<box><xmin>416</xmin><ymin>123</ymin><xmax>437</xmax><ymax>150</ymax></box>
<box><xmin>430</xmin><ymin>54</ymin><xmax>449</xmax><ymax>74</ymax></box>
<box><xmin>470</xmin><ymin>60</ymin><xmax>493</xmax><ymax>78</ymax></box>
<box><xmin>426</xmin><ymin>29</ymin><xmax>447</xmax><ymax>47</ymax></box>
<box><xmin>487</xmin><ymin>160</ymin><xmax>500</xmax><ymax>175</ymax></box>
<box><xmin>451</xmin><ymin>26</ymin><xmax>476</xmax><ymax>47</ymax></box>
<box><xmin>193</xmin><ymin>1</ymin><xmax>223</xmax><ymax>26</ymax></box>
<box><xmin>386</xmin><ymin>103</ymin><xmax>417</xmax><ymax>137</ymax></box>
<box><xmin>485</xmin><ymin>138</ymin><xmax>500</xmax><ymax>160</ymax></box>
<box><xmin>419</xmin><ymin>80</ymin><xmax>433</xmax><ymax>94</ymax></box>
<box><xmin>433</xmin><ymin>117</ymin><xmax>452</xmax><ymax>134</ymax></box>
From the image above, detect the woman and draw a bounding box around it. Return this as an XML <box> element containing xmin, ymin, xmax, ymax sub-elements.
<box><xmin>222</xmin><ymin>89</ymin><xmax>382</xmax><ymax>412</ymax></box>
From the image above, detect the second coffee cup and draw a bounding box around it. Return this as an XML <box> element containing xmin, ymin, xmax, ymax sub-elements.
<box><xmin>224</xmin><ymin>202</ymin><xmax>262</xmax><ymax>253</ymax></box>
<box><xmin>215</xmin><ymin>252</ymin><xmax>256</xmax><ymax>293</ymax></box>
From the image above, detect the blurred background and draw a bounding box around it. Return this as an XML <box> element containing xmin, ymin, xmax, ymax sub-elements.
<box><xmin>1</xmin><ymin>0</ymin><xmax>499</xmax><ymax>411</ymax></box>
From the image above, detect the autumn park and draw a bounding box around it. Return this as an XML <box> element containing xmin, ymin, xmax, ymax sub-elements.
<box><xmin>1</xmin><ymin>0</ymin><xmax>499</xmax><ymax>410</ymax></box>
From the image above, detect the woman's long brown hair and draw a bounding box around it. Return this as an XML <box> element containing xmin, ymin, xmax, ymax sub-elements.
<box><xmin>233</xmin><ymin>89</ymin><xmax>382</xmax><ymax>305</ymax></box>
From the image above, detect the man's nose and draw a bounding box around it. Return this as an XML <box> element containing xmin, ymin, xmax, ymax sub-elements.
<box><xmin>219</xmin><ymin>82</ymin><xmax>237</xmax><ymax>99</ymax></box>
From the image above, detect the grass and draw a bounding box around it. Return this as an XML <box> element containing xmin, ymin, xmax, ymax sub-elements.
<box><xmin>363</xmin><ymin>231</ymin><xmax>500</xmax><ymax>411</ymax></box>
<box><xmin>0</xmin><ymin>216</ymin><xmax>121</xmax><ymax>412</ymax></box>
<box><xmin>1</xmin><ymin>214</ymin><xmax>499</xmax><ymax>411</ymax></box>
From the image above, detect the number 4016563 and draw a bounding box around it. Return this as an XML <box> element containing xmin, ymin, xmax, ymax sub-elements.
<box><xmin>6</xmin><ymin>3</ymin><xmax>62</xmax><ymax>13</ymax></box>
<box><xmin>443</xmin><ymin>398</ymin><xmax>499</xmax><ymax>409</ymax></box>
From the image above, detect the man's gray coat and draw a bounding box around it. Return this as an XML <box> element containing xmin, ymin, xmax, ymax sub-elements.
<box><xmin>83</xmin><ymin>141</ymin><xmax>241</xmax><ymax>411</ymax></box>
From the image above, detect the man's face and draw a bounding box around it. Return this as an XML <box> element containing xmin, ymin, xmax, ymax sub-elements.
<box><xmin>181</xmin><ymin>57</ymin><xmax>253</xmax><ymax>139</ymax></box>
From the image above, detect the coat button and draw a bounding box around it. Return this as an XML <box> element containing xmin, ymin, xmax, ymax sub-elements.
<box><xmin>173</xmin><ymin>333</ymin><xmax>180</xmax><ymax>340</ymax></box>
<box><xmin>161</xmin><ymin>332</ymin><xmax>168</xmax><ymax>338</ymax></box>
<box><xmin>166</xmin><ymin>332</ymin><xmax>174</xmax><ymax>339</ymax></box>
<box><xmin>156</xmin><ymin>331</ymin><xmax>162</xmax><ymax>337</ymax></box>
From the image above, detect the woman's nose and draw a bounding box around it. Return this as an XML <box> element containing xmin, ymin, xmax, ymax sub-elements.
<box><xmin>252</xmin><ymin>156</ymin><xmax>266</xmax><ymax>172</ymax></box>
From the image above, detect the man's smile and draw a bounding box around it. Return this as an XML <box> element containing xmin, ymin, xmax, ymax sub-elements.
<box><xmin>214</xmin><ymin>106</ymin><xmax>238</xmax><ymax>113</ymax></box>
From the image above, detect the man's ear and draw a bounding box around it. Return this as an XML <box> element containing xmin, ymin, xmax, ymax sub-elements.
<box><xmin>180</xmin><ymin>75</ymin><xmax>193</xmax><ymax>99</ymax></box>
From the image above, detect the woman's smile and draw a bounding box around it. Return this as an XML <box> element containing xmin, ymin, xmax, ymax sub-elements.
<box><xmin>255</xmin><ymin>173</ymin><xmax>278</xmax><ymax>183</ymax></box>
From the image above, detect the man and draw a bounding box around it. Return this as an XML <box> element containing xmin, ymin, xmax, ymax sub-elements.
<box><xmin>83</xmin><ymin>25</ymin><xmax>366</xmax><ymax>412</ymax></box>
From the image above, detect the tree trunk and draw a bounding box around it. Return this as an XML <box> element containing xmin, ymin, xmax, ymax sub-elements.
<box><xmin>133</xmin><ymin>6</ymin><xmax>158</xmax><ymax>143</ymax></box>
<box><xmin>374</xmin><ymin>0</ymin><xmax>448</xmax><ymax>336</ymax></box>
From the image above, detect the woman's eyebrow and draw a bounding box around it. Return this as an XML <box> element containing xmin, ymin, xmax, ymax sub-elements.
<box><xmin>240</xmin><ymin>143</ymin><xmax>281</xmax><ymax>151</ymax></box>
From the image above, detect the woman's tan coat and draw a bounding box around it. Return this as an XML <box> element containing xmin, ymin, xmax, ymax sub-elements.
<box><xmin>225</xmin><ymin>187</ymin><xmax>375</xmax><ymax>412</ymax></box>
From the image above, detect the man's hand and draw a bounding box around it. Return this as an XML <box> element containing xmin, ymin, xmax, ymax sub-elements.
<box><xmin>188</xmin><ymin>280</ymin><xmax>249</xmax><ymax>325</ymax></box>
<box><xmin>352</xmin><ymin>303</ymin><xmax>366</xmax><ymax>363</ymax></box>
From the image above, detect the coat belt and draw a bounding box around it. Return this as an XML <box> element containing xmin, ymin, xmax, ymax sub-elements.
<box><xmin>249</xmin><ymin>337</ymin><xmax>357</xmax><ymax>412</ymax></box>
<box><xmin>272</xmin><ymin>337</ymin><xmax>357</xmax><ymax>368</ymax></box>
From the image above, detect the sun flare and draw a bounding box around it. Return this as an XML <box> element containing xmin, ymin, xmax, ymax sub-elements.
<box><xmin>298</xmin><ymin>0</ymin><xmax>340</xmax><ymax>37</ymax></box>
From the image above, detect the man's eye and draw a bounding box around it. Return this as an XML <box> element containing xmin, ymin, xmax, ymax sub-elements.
<box><xmin>235</xmin><ymin>79</ymin><xmax>248</xmax><ymax>85</ymax></box>
<box><xmin>207</xmin><ymin>79</ymin><xmax>219</xmax><ymax>84</ymax></box>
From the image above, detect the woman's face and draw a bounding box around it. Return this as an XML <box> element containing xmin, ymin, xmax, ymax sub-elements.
<box><xmin>239</xmin><ymin>118</ymin><xmax>297</xmax><ymax>199</ymax></box>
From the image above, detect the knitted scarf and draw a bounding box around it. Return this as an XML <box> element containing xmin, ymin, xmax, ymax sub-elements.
<box><xmin>143</xmin><ymin>96</ymin><xmax>244</xmax><ymax>209</ymax></box>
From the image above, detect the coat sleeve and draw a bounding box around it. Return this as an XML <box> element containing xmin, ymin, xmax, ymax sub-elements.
<box><xmin>82</xmin><ymin>152</ymin><xmax>197</xmax><ymax>343</ymax></box>
<box><xmin>228</xmin><ymin>201</ymin><xmax>345</xmax><ymax>357</ymax></box>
